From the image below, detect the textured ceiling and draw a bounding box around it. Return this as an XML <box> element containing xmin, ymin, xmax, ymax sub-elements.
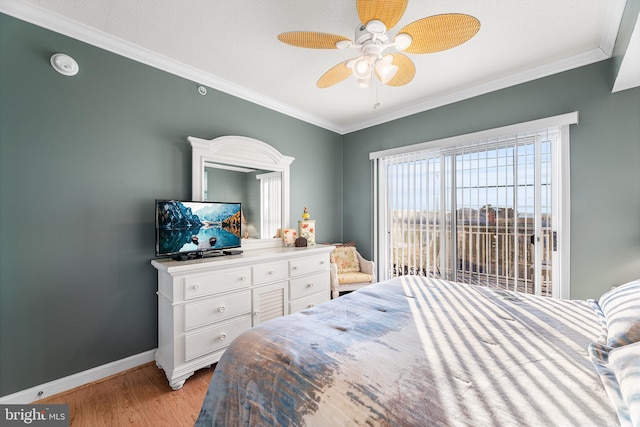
<box><xmin>2</xmin><ymin>0</ymin><xmax>633</xmax><ymax>133</ymax></box>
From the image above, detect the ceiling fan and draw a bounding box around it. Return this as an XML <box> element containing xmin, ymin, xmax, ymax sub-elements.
<box><xmin>278</xmin><ymin>0</ymin><xmax>480</xmax><ymax>89</ymax></box>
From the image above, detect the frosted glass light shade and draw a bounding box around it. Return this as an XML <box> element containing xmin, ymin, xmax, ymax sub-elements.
<box><xmin>353</xmin><ymin>57</ymin><xmax>371</xmax><ymax>79</ymax></box>
<box><xmin>375</xmin><ymin>55</ymin><xmax>398</xmax><ymax>84</ymax></box>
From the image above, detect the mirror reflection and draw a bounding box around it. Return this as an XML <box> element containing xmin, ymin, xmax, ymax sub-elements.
<box><xmin>204</xmin><ymin>163</ymin><xmax>282</xmax><ymax>240</ymax></box>
<box><xmin>190</xmin><ymin>135</ymin><xmax>294</xmax><ymax>249</ymax></box>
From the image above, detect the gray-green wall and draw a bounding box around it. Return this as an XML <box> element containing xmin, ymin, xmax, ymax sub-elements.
<box><xmin>0</xmin><ymin>14</ymin><xmax>343</xmax><ymax>397</ymax></box>
<box><xmin>2</xmin><ymin>10</ymin><xmax>640</xmax><ymax>398</ymax></box>
<box><xmin>343</xmin><ymin>60</ymin><xmax>640</xmax><ymax>301</ymax></box>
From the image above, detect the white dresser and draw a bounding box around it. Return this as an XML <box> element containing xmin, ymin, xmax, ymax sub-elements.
<box><xmin>151</xmin><ymin>245</ymin><xmax>334</xmax><ymax>390</ymax></box>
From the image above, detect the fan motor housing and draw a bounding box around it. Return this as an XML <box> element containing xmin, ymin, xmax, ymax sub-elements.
<box><xmin>355</xmin><ymin>24</ymin><xmax>372</xmax><ymax>45</ymax></box>
<box><xmin>355</xmin><ymin>23</ymin><xmax>390</xmax><ymax>47</ymax></box>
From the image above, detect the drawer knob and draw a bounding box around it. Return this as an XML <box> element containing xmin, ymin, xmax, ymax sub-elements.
<box><xmin>320</xmin><ymin>261</ymin><xmax>325</xmax><ymax>265</ymax></box>
<box><xmin>218</xmin><ymin>305</ymin><xmax>226</xmax><ymax>313</ymax></box>
<box><xmin>268</xmin><ymin>270</ymin><xmax>275</xmax><ymax>276</ymax></box>
<box><xmin>253</xmin><ymin>310</ymin><xmax>260</xmax><ymax>316</ymax></box>
<box><xmin>219</xmin><ymin>333</ymin><xmax>227</xmax><ymax>341</ymax></box>
<box><xmin>240</xmin><ymin>276</ymin><xmax>247</xmax><ymax>282</ymax></box>
<box><xmin>193</xmin><ymin>284</ymin><xmax>200</xmax><ymax>290</ymax></box>
<box><xmin>292</xmin><ymin>265</ymin><xmax>298</xmax><ymax>270</ymax></box>
<box><xmin>308</xmin><ymin>304</ymin><xmax>315</xmax><ymax>308</ymax></box>
<box><xmin>307</xmin><ymin>282</ymin><xmax>315</xmax><ymax>288</ymax></box>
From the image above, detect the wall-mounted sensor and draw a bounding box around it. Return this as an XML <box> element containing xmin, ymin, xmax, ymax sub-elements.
<box><xmin>50</xmin><ymin>53</ymin><xmax>79</xmax><ymax>76</ymax></box>
<box><xmin>198</xmin><ymin>86</ymin><xmax>207</xmax><ymax>95</ymax></box>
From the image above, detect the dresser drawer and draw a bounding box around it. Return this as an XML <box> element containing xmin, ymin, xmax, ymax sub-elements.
<box><xmin>253</xmin><ymin>261</ymin><xmax>289</xmax><ymax>285</ymax></box>
<box><xmin>289</xmin><ymin>271</ymin><xmax>329</xmax><ymax>300</ymax></box>
<box><xmin>184</xmin><ymin>267</ymin><xmax>251</xmax><ymax>300</ymax></box>
<box><xmin>290</xmin><ymin>254</ymin><xmax>329</xmax><ymax>277</ymax></box>
<box><xmin>184</xmin><ymin>290</ymin><xmax>251</xmax><ymax>331</ymax></box>
<box><xmin>184</xmin><ymin>315</ymin><xmax>251</xmax><ymax>361</ymax></box>
<box><xmin>290</xmin><ymin>291</ymin><xmax>329</xmax><ymax>313</ymax></box>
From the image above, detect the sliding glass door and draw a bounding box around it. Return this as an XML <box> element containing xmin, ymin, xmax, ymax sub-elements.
<box><xmin>373</xmin><ymin>115</ymin><xmax>574</xmax><ymax>298</ymax></box>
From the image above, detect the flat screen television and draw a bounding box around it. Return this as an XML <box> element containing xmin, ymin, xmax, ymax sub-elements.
<box><xmin>155</xmin><ymin>200</ymin><xmax>242</xmax><ymax>259</ymax></box>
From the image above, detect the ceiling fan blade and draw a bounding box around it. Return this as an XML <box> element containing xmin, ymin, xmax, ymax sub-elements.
<box><xmin>398</xmin><ymin>13</ymin><xmax>480</xmax><ymax>54</ymax></box>
<box><xmin>317</xmin><ymin>61</ymin><xmax>353</xmax><ymax>88</ymax></box>
<box><xmin>382</xmin><ymin>53</ymin><xmax>415</xmax><ymax>86</ymax></box>
<box><xmin>357</xmin><ymin>0</ymin><xmax>408</xmax><ymax>30</ymax></box>
<box><xmin>278</xmin><ymin>31</ymin><xmax>351</xmax><ymax>49</ymax></box>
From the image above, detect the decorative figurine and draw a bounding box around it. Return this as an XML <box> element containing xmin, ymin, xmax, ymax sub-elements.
<box><xmin>302</xmin><ymin>206</ymin><xmax>310</xmax><ymax>220</ymax></box>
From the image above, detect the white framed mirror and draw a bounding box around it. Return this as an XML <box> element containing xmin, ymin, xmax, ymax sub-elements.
<box><xmin>189</xmin><ymin>135</ymin><xmax>294</xmax><ymax>250</ymax></box>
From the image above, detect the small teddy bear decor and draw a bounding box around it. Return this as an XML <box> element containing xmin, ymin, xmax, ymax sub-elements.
<box><xmin>302</xmin><ymin>206</ymin><xmax>310</xmax><ymax>220</ymax></box>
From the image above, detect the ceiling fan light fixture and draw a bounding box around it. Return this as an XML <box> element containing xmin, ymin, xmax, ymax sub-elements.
<box><xmin>394</xmin><ymin>33</ymin><xmax>412</xmax><ymax>51</ymax></box>
<box><xmin>353</xmin><ymin>57</ymin><xmax>371</xmax><ymax>79</ymax></box>
<box><xmin>278</xmin><ymin>2</ymin><xmax>481</xmax><ymax>90</ymax></box>
<box><xmin>357</xmin><ymin>77</ymin><xmax>372</xmax><ymax>89</ymax></box>
<box><xmin>375</xmin><ymin>55</ymin><xmax>398</xmax><ymax>84</ymax></box>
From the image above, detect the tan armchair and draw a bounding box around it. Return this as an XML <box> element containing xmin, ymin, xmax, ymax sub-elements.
<box><xmin>329</xmin><ymin>246</ymin><xmax>376</xmax><ymax>298</ymax></box>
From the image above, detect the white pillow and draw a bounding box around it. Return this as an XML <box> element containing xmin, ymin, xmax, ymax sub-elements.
<box><xmin>609</xmin><ymin>342</ymin><xmax>640</xmax><ymax>427</ymax></box>
<box><xmin>599</xmin><ymin>279</ymin><xmax>640</xmax><ymax>347</ymax></box>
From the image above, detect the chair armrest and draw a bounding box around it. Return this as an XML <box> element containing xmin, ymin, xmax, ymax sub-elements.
<box><xmin>329</xmin><ymin>262</ymin><xmax>339</xmax><ymax>291</ymax></box>
<box><xmin>356</xmin><ymin>253</ymin><xmax>377</xmax><ymax>283</ymax></box>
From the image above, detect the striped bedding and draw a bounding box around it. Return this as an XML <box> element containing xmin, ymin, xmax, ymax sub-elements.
<box><xmin>196</xmin><ymin>276</ymin><xmax>621</xmax><ymax>426</ymax></box>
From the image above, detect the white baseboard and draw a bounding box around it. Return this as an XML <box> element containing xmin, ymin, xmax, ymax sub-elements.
<box><xmin>0</xmin><ymin>349</ymin><xmax>156</xmax><ymax>404</ymax></box>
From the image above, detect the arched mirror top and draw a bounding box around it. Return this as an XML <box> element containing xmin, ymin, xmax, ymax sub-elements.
<box><xmin>189</xmin><ymin>135</ymin><xmax>294</xmax><ymax>250</ymax></box>
<box><xmin>189</xmin><ymin>135</ymin><xmax>294</xmax><ymax>174</ymax></box>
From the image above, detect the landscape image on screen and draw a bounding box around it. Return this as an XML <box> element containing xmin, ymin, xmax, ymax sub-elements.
<box><xmin>156</xmin><ymin>201</ymin><xmax>241</xmax><ymax>256</ymax></box>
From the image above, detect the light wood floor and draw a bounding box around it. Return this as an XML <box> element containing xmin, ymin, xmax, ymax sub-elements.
<box><xmin>36</xmin><ymin>362</ymin><xmax>215</xmax><ymax>427</ymax></box>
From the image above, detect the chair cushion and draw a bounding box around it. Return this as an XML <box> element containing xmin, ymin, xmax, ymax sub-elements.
<box><xmin>338</xmin><ymin>272</ymin><xmax>372</xmax><ymax>285</ymax></box>
<box><xmin>331</xmin><ymin>246</ymin><xmax>360</xmax><ymax>273</ymax></box>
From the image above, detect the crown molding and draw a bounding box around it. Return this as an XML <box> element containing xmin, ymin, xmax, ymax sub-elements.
<box><xmin>0</xmin><ymin>0</ymin><xmax>344</xmax><ymax>134</ymax></box>
<box><xmin>352</xmin><ymin>0</ymin><xmax>626</xmax><ymax>134</ymax></box>
<box><xmin>343</xmin><ymin>48</ymin><xmax>609</xmax><ymax>134</ymax></box>
<box><xmin>0</xmin><ymin>0</ymin><xmax>626</xmax><ymax>136</ymax></box>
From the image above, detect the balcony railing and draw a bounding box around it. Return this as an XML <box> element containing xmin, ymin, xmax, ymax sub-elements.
<box><xmin>389</xmin><ymin>220</ymin><xmax>552</xmax><ymax>296</ymax></box>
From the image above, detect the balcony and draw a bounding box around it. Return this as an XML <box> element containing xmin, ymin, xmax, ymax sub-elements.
<box><xmin>388</xmin><ymin>211</ymin><xmax>553</xmax><ymax>296</ymax></box>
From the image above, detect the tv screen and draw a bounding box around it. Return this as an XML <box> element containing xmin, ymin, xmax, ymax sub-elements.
<box><xmin>155</xmin><ymin>200</ymin><xmax>242</xmax><ymax>258</ymax></box>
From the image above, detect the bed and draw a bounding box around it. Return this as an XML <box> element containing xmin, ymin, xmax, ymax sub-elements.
<box><xmin>195</xmin><ymin>276</ymin><xmax>640</xmax><ymax>426</ymax></box>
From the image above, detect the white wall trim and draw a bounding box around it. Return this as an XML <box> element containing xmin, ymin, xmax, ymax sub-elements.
<box><xmin>555</xmin><ymin>125</ymin><xmax>572</xmax><ymax>299</ymax></box>
<box><xmin>0</xmin><ymin>350</ymin><xmax>156</xmax><ymax>404</ymax></box>
<box><xmin>0</xmin><ymin>0</ymin><xmax>342</xmax><ymax>134</ymax></box>
<box><xmin>370</xmin><ymin>111</ymin><xmax>579</xmax><ymax>159</ymax></box>
<box><xmin>0</xmin><ymin>0</ymin><xmax>623</xmax><ymax>136</ymax></box>
<box><xmin>348</xmin><ymin>50</ymin><xmax>603</xmax><ymax>134</ymax></box>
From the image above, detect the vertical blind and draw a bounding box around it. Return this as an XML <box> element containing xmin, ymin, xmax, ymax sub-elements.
<box><xmin>372</xmin><ymin>113</ymin><xmax>577</xmax><ymax>297</ymax></box>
